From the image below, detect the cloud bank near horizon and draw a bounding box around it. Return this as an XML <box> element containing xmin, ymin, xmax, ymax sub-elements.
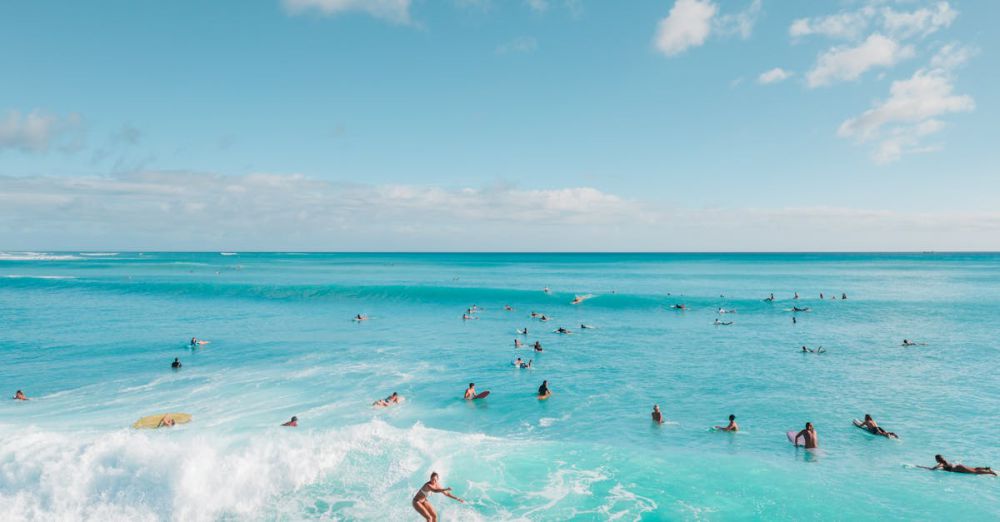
<box><xmin>2</xmin><ymin>171</ymin><xmax>997</xmax><ymax>252</ymax></box>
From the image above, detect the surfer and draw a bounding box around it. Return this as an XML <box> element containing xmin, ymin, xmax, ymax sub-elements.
<box><xmin>714</xmin><ymin>319</ymin><xmax>733</xmax><ymax>326</ymax></box>
<box><xmin>464</xmin><ymin>383</ymin><xmax>477</xmax><ymax>400</ymax></box>
<box><xmin>190</xmin><ymin>337</ymin><xmax>208</xmax><ymax>346</ymax></box>
<box><xmin>282</xmin><ymin>416</ymin><xmax>298</xmax><ymax>427</ymax></box>
<box><xmin>857</xmin><ymin>414</ymin><xmax>897</xmax><ymax>438</ymax></box>
<box><xmin>791</xmin><ymin>306</ymin><xmax>810</xmax><ymax>312</ymax></box>
<box><xmin>412</xmin><ymin>471</ymin><xmax>464</xmax><ymax>521</ymax></box>
<box><xmin>504</xmin><ymin>304</ymin><xmax>513</xmax><ymax>311</ymax></box>
<box><xmin>543</xmin><ymin>286</ymin><xmax>551</xmax><ymax>294</ymax></box>
<box><xmin>533</xmin><ymin>341</ymin><xmax>543</xmax><ymax>352</ymax></box>
<box><xmin>651</xmin><ymin>404</ymin><xmax>664</xmax><ymax>424</ymax></box>
<box><xmin>354</xmin><ymin>314</ymin><xmax>368</xmax><ymax>321</ymax></box>
<box><xmin>171</xmin><ymin>358</ymin><xmax>182</xmax><ymax>369</ymax></box>
<box><xmin>530</xmin><ymin>311</ymin><xmax>539</xmax><ymax>318</ymax></box>
<box><xmin>537</xmin><ymin>380</ymin><xmax>551</xmax><ymax>399</ymax></box>
<box><xmin>373</xmin><ymin>392</ymin><xmax>402</xmax><ymax>407</ymax></box>
<box><xmin>715</xmin><ymin>414</ymin><xmax>739</xmax><ymax>432</ymax></box>
<box><xmin>793</xmin><ymin>422</ymin><xmax>818</xmax><ymax>449</ymax></box>
<box><xmin>514</xmin><ymin>357</ymin><xmax>532</xmax><ymax>369</ymax></box>
<box><xmin>518</xmin><ymin>328</ymin><xmax>528</xmax><ymax>335</ymax></box>
<box><xmin>462</xmin><ymin>313</ymin><xmax>476</xmax><ymax>321</ymax></box>
<box><xmin>580</xmin><ymin>324</ymin><xmax>594</xmax><ymax>329</ymax></box>
<box><xmin>554</xmin><ymin>327</ymin><xmax>571</xmax><ymax>334</ymax></box>
<box><xmin>919</xmin><ymin>455</ymin><xmax>996</xmax><ymax>476</ymax></box>
<box><xmin>157</xmin><ymin>415</ymin><xmax>176</xmax><ymax>428</ymax></box>
<box><xmin>902</xmin><ymin>339</ymin><xmax>924</xmax><ymax>346</ymax></box>
<box><xmin>539</xmin><ymin>315</ymin><xmax>550</xmax><ymax>322</ymax></box>
<box><xmin>670</xmin><ymin>304</ymin><xmax>687</xmax><ymax>310</ymax></box>
<box><xmin>13</xmin><ymin>390</ymin><xmax>27</xmax><ymax>401</ymax></box>
<box><xmin>718</xmin><ymin>308</ymin><xmax>735</xmax><ymax>314</ymax></box>
<box><xmin>820</xmin><ymin>293</ymin><xmax>824</xmax><ymax>299</ymax></box>
<box><xmin>794</xmin><ymin>292</ymin><xmax>799</xmax><ymax>299</ymax></box>
<box><xmin>764</xmin><ymin>293</ymin><xmax>775</xmax><ymax>302</ymax></box>
<box><xmin>792</xmin><ymin>316</ymin><xmax>797</xmax><ymax>324</ymax></box>
<box><xmin>842</xmin><ymin>293</ymin><xmax>847</xmax><ymax>300</ymax></box>
<box><xmin>514</xmin><ymin>338</ymin><xmax>523</xmax><ymax>348</ymax></box>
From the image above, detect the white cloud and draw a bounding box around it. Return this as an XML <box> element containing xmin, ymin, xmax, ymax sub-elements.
<box><xmin>806</xmin><ymin>34</ymin><xmax>914</xmax><ymax>87</ymax></box>
<box><xmin>715</xmin><ymin>0</ymin><xmax>761</xmax><ymax>39</ymax></box>
<box><xmin>496</xmin><ymin>36</ymin><xmax>538</xmax><ymax>54</ymax></box>
<box><xmin>2</xmin><ymin>171</ymin><xmax>998</xmax><ymax>251</ymax></box>
<box><xmin>789</xmin><ymin>6</ymin><xmax>875</xmax><ymax>40</ymax></box>
<box><xmin>930</xmin><ymin>42</ymin><xmax>974</xmax><ymax>70</ymax></box>
<box><xmin>882</xmin><ymin>1</ymin><xmax>957</xmax><ymax>39</ymax></box>
<box><xmin>838</xmin><ymin>53</ymin><xmax>974</xmax><ymax>163</ymax></box>
<box><xmin>0</xmin><ymin>110</ymin><xmax>84</xmax><ymax>154</ymax></box>
<box><xmin>282</xmin><ymin>0</ymin><xmax>412</xmax><ymax>24</ymax></box>
<box><xmin>654</xmin><ymin>0</ymin><xmax>717</xmax><ymax>56</ymax></box>
<box><xmin>525</xmin><ymin>0</ymin><xmax>548</xmax><ymax>12</ymax></box>
<box><xmin>758</xmin><ymin>67</ymin><xmax>793</xmax><ymax>84</ymax></box>
<box><xmin>790</xmin><ymin>2</ymin><xmax>956</xmax><ymax>41</ymax></box>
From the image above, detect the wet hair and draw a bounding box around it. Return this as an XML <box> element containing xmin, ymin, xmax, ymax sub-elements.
<box><xmin>864</xmin><ymin>414</ymin><xmax>872</xmax><ymax>421</ymax></box>
<box><xmin>469</xmin><ymin>383</ymin><xmax>474</xmax><ymax>387</ymax></box>
<box><xmin>430</xmin><ymin>472</ymin><xmax>439</xmax><ymax>481</ymax></box>
<box><xmin>935</xmin><ymin>454</ymin><xmax>945</xmax><ymax>463</ymax></box>
<box><xmin>291</xmin><ymin>416</ymin><xmax>298</xmax><ymax>421</ymax></box>
<box><xmin>729</xmin><ymin>415</ymin><xmax>735</xmax><ymax>421</ymax></box>
<box><xmin>805</xmin><ymin>422</ymin><xmax>813</xmax><ymax>429</ymax></box>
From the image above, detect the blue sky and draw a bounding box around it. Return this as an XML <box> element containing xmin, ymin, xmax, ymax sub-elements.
<box><xmin>1</xmin><ymin>0</ymin><xmax>997</xmax><ymax>251</ymax></box>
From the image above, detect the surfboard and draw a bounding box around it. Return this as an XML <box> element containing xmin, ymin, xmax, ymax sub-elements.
<box><xmin>132</xmin><ymin>413</ymin><xmax>192</xmax><ymax>429</ymax></box>
<box><xmin>786</xmin><ymin>430</ymin><xmax>804</xmax><ymax>445</ymax></box>
<box><xmin>537</xmin><ymin>393</ymin><xmax>551</xmax><ymax>400</ymax></box>
<box><xmin>474</xmin><ymin>391</ymin><xmax>490</xmax><ymax>399</ymax></box>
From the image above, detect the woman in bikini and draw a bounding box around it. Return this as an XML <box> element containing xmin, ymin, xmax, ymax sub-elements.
<box><xmin>412</xmin><ymin>472</ymin><xmax>464</xmax><ymax>521</ymax></box>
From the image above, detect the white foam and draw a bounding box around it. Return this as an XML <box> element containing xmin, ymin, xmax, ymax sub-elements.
<box><xmin>79</xmin><ymin>253</ymin><xmax>119</xmax><ymax>257</ymax></box>
<box><xmin>0</xmin><ymin>420</ymin><xmax>497</xmax><ymax>522</ymax></box>
<box><xmin>0</xmin><ymin>252</ymin><xmax>81</xmax><ymax>261</ymax></box>
<box><xmin>1</xmin><ymin>275</ymin><xmax>76</xmax><ymax>280</ymax></box>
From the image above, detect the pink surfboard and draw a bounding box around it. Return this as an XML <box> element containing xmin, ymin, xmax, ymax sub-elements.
<box><xmin>787</xmin><ymin>431</ymin><xmax>804</xmax><ymax>446</ymax></box>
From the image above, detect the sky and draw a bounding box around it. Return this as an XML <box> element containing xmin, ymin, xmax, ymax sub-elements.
<box><xmin>1</xmin><ymin>0</ymin><xmax>998</xmax><ymax>251</ymax></box>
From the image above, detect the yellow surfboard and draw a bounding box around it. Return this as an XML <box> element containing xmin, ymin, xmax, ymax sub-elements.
<box><xmin>132</xmin><ymin>413</ymin><xmax>192</xmax><ymax>429</ymax></box>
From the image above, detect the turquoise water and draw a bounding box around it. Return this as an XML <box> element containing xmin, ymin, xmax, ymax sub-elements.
<box><xmin>1</xmin><ymin>252</ymin><xmax>997</xmax><ymax>521</ymax></box>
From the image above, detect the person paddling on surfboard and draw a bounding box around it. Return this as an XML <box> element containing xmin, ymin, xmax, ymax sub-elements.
<box><xmin>793</xmin><ymin>422</ymin><xmax>818</xmax><ymax>448</ymax></box>
<box><xmin>464</xmin><ymin>383</ymin><xmax>477</xmax><ymax>400</ymax></box>
<box><xmin>13</xmin><ymin>390</ymin><xmax>28</xmax><ymax>401</ymax></box>
<box><xmin>282</xmin><ymin>416</ymin><xmax>298</xmax><ymax>427</ymax></box>
<box><xmin>373</xmin><ymin>392</ymin><xmax>402</xmax><ymax>407</ymax></box>
<box><xmin>857</xmin><ymin>414</ymin><xmax>898</xmax><ymax>438</ymax></box>
<box><xmin>715</xmin><ymin>414</ymin><xmax>739</xmax><ymax>432</ymax></box>
<box><xmin>537</xmin><ymin>380</ymin><xmax>551</xmax><ymax>399</ymax></box>
<box><xmin>156</xmin><ymin>415</ymin><xmax>176</xmax><ymax>428</ymax></box>
<box><xmin>919</xmin><ymin>455</ymin><xmax>996</xmax><ymax>476</ymax></box>
<box><xmin>651</xmin><ymin>404</ymin><xmax>664</xmax><ymax>424</ymax></box>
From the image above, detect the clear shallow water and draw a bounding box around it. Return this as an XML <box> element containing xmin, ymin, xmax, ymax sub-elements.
<box><xmin>1</xmin><ymin>252</ymin><xmax>997</xmax><ymax>521</ymax></box>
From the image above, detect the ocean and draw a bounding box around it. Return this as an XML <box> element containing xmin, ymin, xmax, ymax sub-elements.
<box><xmin>1</xmin><ymin>252</ymin><xmax>997</xmax><ymax>520</ymax></box>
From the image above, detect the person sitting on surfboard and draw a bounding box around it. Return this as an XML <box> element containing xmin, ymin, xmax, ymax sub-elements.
<box><xmin>919</xmin><ymin>455</ymin><xmax>996</xmax><ymax>476</ymax></box>
<box><xmin>651</xmin><ymin>404</ymin><xmax>664</xmax><ymax>424</ymax></box>
<box><xmin>282</xmin><ymin>416</ymin><xmax>298</xmax><ymax>427</ymax></box>
<box><xmin>537</xmin><ymin>380</ymin><xmax>551</xmax><ymax>399</ymax></box>
<box><xmin>857</xmin><ymin>414</ymin><xmax>898</xmax><ymax>438</ymax></box>
<box><xmin>13</xmin><ymin>390</ymin><xmax>28</xmax><ymax>401</ymax></box>
<box><xmin>171</xmin><ymin>358</ymin><xmax>182</xmax><ymax>369</ymax></box>
<box><xmin>373</xmin><ymin>392</ymin><xmax>402</xmax><ymax>408</ymax></box>
<box><xmin>793</xmin><ymin>422</ymin><xmax>818</xmax><ymax>449</ymax></box>
<box><xmin>715</xmin><ymin>414</ymin><xmax>739</xmax><ymax>432</ymax></box>
<box><xmin>464</xmin><ymin>383</ymin><xmax>477</xmax><ymax>400</ymax></box>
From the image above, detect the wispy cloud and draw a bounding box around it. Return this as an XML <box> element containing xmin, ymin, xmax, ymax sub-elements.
<box><xmin>282</xmin><ymin>0</ymin><xmax>412</xmax><ymax>25</ymax></box>
<box><xmin>806</xmin><ymin>34</ymin><xmax>914</xmax><ymax>87</ymax></box>
<box><xmin>496</xmin><ymin>36</ymin><xmax>538</xmax><ymax>54</ymax></box>
<box><xmin>654</xmin><ymin>0</ymin><xmax>761</xmax><ymax>57</ymax></box>
<box><xmin>838</xmin><ymin>44</ymin><xmax>974</xmax><ymax>163</ymax></box>
<box><xmin>758</xmin><ymin>67</ymin><xmax>792</xmax><ymax>85</ymax></box>
<box><xmin>2</xmin><ymin>172</ymin><xmax>998</xmax><ymax>251</ymax></box>
<box><xmin>0</xmin><ymin>110</ymin><xmax>84</xmax><ymax>154</ymax></box>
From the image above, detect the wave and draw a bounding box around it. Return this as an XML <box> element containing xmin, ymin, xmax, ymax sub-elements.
<box><xmin>1</xmin><ymin>275</ymin><xmax>77</xmax><ymax>280</ymax></box>
<box><xmin>79</xmin><ymin>252</ymin><xmax>119</xmax><ymax>257</ymax></box>
<box><xmin>0</xmin><ymin>252</ymin><xmax>81</xmax><ymax>261</ymax></box>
